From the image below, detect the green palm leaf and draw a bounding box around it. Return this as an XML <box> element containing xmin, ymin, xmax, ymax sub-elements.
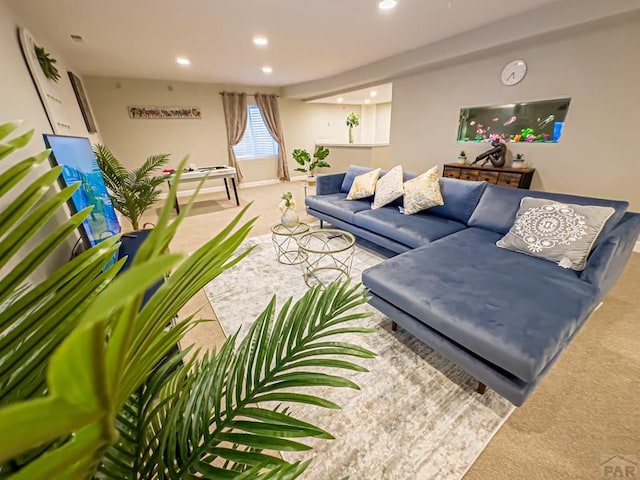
<box><xmin>133</xmin><ymin>153</ymin><xmax>170</xmax><ymax>183</ymax></box>
<box><xmin>158</xmin><ymin>281</ymin><xmax>375</xmax><ymax>477</ymax></box>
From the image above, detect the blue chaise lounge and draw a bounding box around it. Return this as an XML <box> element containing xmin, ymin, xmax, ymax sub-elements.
<box><xmin>305</xmin><ymin>165</ymin><xmax>640</xmax><ymax>406</ymax></box>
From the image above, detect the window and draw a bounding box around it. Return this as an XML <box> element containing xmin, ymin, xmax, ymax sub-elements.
<box><xmin>233</xmin><ymin>105</ymin><xmax>279</xmax><ymax>159</ymax></box>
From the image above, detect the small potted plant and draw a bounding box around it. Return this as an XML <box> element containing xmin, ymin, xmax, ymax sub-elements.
<box><xmin>513</xmin><ymin>153</ymin><xmax>525</xmax><ymax>168</ymax></box>
<box><xmin>457</xmin><ymin>150</ymin><xmax>467</xmax><ymax>164</ymax></box>
<box><xmin>279</xmin><ymin>191</ymin><xmax>298</xmax><ymax>228</ymax></box>
<box><xmin>293</xmin><ymin>146</ymin><xmax>331</xmax><ymax>184</ymax></box>
<box><xmin>346</xmin><ymin>112</ymin><xmax>361</xmax><ymax>144</ymax></box>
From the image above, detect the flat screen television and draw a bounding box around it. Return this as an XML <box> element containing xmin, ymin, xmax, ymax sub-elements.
<box><xmin>43</xmin><ymin>134</ymin><xmax>121</xmax><ymax>251</ymax></box>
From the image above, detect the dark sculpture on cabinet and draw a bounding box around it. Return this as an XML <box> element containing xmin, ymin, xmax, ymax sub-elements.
<box><xmin>473</xmin><ymin>141</ymin><xmax>507</xmax><ymax>167</ymax></box>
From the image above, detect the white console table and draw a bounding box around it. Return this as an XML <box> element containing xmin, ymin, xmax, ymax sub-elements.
<box><xmin>165</xmin><ymin>166</ymin><xmax>239</xmax><ymax>214</ymax></box>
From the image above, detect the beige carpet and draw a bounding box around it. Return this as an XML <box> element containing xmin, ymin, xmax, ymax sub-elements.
<box><xmin>140</xmin><ymin>181</ymin><xmax>640</xmax><ymax>479</ymax></box>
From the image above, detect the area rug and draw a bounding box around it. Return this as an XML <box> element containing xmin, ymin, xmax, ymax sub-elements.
<box><xmin>203</xmin><ymin>232</ymin><xmax>514</xmax><ymax>480</ymax></box>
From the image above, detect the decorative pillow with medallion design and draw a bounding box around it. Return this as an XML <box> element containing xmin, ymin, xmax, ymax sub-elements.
<box><xmin>346</xmin><ymin>168</ymin><xmax>381</xmax><ymax>200</ymax></box>
<box><xmin>372</xmin><ymin>165</ymin><xmax>404</xmax><ymax>209</ymax></box>
<box><xmin>402</xmin><ymin>166</ymin><xmax>444</xmax><ymax>215</ymax></box>
<box><xmin>496</xmin><ymin>197</ymin><xmax>614</xmax><ymax>270</ymax></box>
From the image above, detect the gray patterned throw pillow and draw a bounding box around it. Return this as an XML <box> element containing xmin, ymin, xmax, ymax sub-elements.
<box><xmin>496</xmin><ymin>197</ymin><xmax>615</xmax><ymax>271</ymax></box>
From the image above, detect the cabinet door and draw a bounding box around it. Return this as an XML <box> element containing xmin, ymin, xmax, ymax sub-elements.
<box><xmin>477</xmin><ymin>171</ymin><xmax>499</xmax><ymax>184</ymax></box>
<box><xmin>497</xmin><ymin>172</ymin><xmax>522</xmax><ymax>188</ymax></box>
<box><xmin>460</xmin><ymin>169</ymin><xmax>479</xmax><ymax>181</ymax></box>
<box><xmin>443</xmin><ymin>167</ymin><xmax>461</xmax><ymax>179</ymax></box>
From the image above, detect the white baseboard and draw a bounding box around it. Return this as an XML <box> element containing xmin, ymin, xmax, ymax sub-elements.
<box><xmin>634</xmin><ymin>240</ymin><xmax>640</xmax><ymax>253</ymax></box>
<box><xmin>158</xmin><ymin>178</ymin><xmax>283</xmax><ymax>199</ymax></box>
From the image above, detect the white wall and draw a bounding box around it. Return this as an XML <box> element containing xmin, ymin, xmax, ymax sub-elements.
<box><xmin>375</xmin><ymin>102</ymin><xmax>391</xmax><ymax>144</ymax></box>
<box><xmin>390</xmin><ymin>14</ymin><xmax>640</xmax><ymax>210</ymax></box>
<box><xmin>0</xmin><ymin>2</ymin><xmax>99</xmax><ymax>282</ymax></box>
<box><xmin>83</xmin><ymin>76</ymin><xmax>363</xmax><ymax>183</ymax></box>
<box><xmin>280</xmin><ymin>100</ymin><xmax>363</xmax><ymax>173</ymax></box>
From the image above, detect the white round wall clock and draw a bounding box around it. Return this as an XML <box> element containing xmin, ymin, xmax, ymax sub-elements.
<box><xmin>501</xmin><ymin>59</ymin><xmax>527</xmax><ymax>86</ymax></box>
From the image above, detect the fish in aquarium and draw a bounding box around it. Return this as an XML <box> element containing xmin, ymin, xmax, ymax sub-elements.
<box><xmin>503</xmin><ymin>116</ymin><xmax>517</xmax><ymax>126</ymax></box>
<box><xmin>492</xmin><ymin>117</ymin><xmax>499</xmax><ymax>122</ymax></box>
<box><xmin>470</xmin><ymin>120</ymin><xmax>476</xmax><ymax>126</ymax></box>
<box><xmin>538</xmin><ymin>114</ymin><xmax>555</xmax><ymax>128</ymax></box>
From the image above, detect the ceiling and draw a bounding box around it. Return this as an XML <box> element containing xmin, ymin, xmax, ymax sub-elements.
<box><xmin>8</xmin><ymin>0</ymin><xmax>562</xmax><ymax>88</ymax></box>
<box><xmin>309</xmin><ymin>83</ymin><xmax>392</xmax><ymax>105</ymax></box>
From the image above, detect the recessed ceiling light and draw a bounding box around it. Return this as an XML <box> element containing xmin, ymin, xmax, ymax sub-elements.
<box><xmin>176</xmin><ymin>57</ymin><xmax>191</xmax><ymax>66</ymax></box>
<box><xmin>262</xmin><ymin>66</ymin><xmax>273</xmax><ymax>74</ymax></box>
<box><xmin>378</xmin><ymin>0</ymin><xmax>398</xmax><ymax>10</ymax></box>
<box><xmin>370</xmin><ymin>91</ymin><xmax>378</xmax><ymax>97</ymax></box>
<box><xmin>364</xmin><ymin>99</ymin><xmax>371</xmax><ymax>104</ymax></box>
<box><xmin>253</xmin><ymin>36</ymin><xmax>268</xmax><ymax>46</ymax></box>
<box><xmin>337</xmin><ymin>98</ymin><xmax>344</xmax><ymax>103</ymax></box>
<box><xmin>70</xmin><ymin>34</ymin><xmax>84</xmax><ymax>42</ymax></box>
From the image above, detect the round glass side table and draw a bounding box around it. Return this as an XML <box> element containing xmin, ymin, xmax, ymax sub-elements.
<box><xmin>298</xmin><ymin>229</ymin><xmax>355</xmax><ymax>288</ymax></box>
<box><xmin>271</xmin><ymin>222</ymin><xmax>310</xmax><ymax>265</ymax></box>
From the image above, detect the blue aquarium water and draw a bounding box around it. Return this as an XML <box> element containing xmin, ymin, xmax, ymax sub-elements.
<box><xmin>457</xmin><ymin>98</ymin><xmax>571</xmax><ymax>143</ymax></box>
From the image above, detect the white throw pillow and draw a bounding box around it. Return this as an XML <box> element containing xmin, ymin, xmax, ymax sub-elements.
<box><xmin>403</xmin><ymin>166</ymin><xmax>444</xmax><ymax>215</ymax></box>
<box><xmin>346</xmin><ymin>168</ymin><xmax>381</xmax><ymax>200</ymax></box>
<box><xmin>372</xmin><ymin>165</ymin><xmax>404</xmax><ymax>209</ymax></box>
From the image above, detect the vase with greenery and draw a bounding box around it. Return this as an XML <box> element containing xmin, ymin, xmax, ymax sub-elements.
<box><xmin>279</xmin><ymin>191</ymin><xmax>299</xmax><ymax>227</ymax></box>
<box><xmin>93</xmin><ymin>144</ymin><xmax>169</xmax><ymax>231</ymax></box>
<box><xmin>292</xmin><ymin>146</ymin><xmax>331</xmax><ymax>183</ymax></box>
<box><xmin>0</xmin><ymin>120</ymin><xmax>375</xmax><ymax>479</ymax></box>
<box><xmin>346</xmin><ymin>112</ymin><xmax>360</xmax><ymax>144</ymax></box>
<box><xmin>457</xmin><ymin>150</ymin><xmax>467</xmax><ymax>164</ymax></box>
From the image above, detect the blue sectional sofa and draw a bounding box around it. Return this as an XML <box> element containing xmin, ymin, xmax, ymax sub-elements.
<box><xmin>305</xmin><ymin>166</ymin><xmax>640</xmax><ymax>406</ymax></box>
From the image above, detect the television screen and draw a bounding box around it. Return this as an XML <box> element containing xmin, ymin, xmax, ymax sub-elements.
<box><xmin>43</xmin><ymin>134</ymin><xmax>121</xmax><ymax>249</ymax></box>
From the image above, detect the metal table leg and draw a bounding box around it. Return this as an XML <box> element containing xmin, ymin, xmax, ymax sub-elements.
<box><xmin>223</xmin><ymin>178</ymin><xmax>231</xmax><ymax>200</ymax></box>
<box><xmin>231</xmin><ymin>177</ymin><xmax>240</xmax><ymax>206</ymax></box>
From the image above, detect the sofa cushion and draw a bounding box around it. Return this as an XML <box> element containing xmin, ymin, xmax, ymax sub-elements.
<box><xmin>373</xmin><ymin>165</ymin><xmax>404</xmax><ymax>209</ymax></box>
<box><xmin>340</xmin><ymin>165</ymin><xmax>375</xmax><ymax>193</ymax></box>
<box><xmin>305</xmin><ymin>193</ymin><xmax>372</xmax><ymax>224</ymax></box>
<box><xmin>354</xmin><ymin>206</ymin><xmax>466</xmax><ymax>248</ymax></box>
<box><xmin>428</xmin><ymin>178</ymin><xmax>486</xmax><ymax>224</ymax></box>
<box><xmin>468</xmin><ymin>184</ymin><xmax>628</xmax><ymax>241</ymax></box>
<box><xmin>402</xmin><ymin>166</ymin><xmax>444</xmax><ymax>215</ymax></box>
<box><xmin>347</xmin><ymin>168</ymin><xmax>381</xmax><ymax>200</ymax></box>
<box><xmin>497</xmin><ymin>197</ymin><xmax>615</xmax><ymax>271</ymax></box>
<box><xmin>362</xmin><ymin>227</ymin><xmax>599</xmax><ymax>382</ymax></box>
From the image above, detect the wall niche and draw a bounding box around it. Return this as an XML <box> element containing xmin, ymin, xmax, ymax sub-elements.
<box><xmin>457</xmin><ymin>98</ymin><xmax>571</xmax><ymax>144</ymax></box>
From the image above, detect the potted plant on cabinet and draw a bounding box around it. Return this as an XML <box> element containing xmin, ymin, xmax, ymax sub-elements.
<box><xmin>513</xmin><ymin>153</ymin><xmax>526</xmax><ymax>168</ymax></box>
<box><xmin>457</xmin><ymin>150</ymin><xmax>467</xmax><ymax>164</ymax></box>
<box><xmin>346</xmin><ymin>112</ymin><xmax>360</xmax><ymax>144</ymax></box>
<box><xmin>93</xmin><ymin>144</ymin><xmax>170</xmax><ymax>231</ymax></box>
<box><xmin>292</xmin><ymin>146</ymin><xmax>331</xmax><ymax>185</ymax></box>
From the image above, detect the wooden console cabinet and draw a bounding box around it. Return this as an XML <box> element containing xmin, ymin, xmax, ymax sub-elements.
<box><xmin>443</xmin><ymin>163</ymin><xmax>535</xmax><ymax>189</ymax></box>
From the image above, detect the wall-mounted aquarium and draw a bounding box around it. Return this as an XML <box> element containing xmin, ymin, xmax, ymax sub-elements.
<box><xmin>457</xmin><ymin>98</ymin><xmax>571</xmax><ymax>143</ymax></box>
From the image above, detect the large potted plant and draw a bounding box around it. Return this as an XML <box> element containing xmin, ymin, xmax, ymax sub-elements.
<box><xmin>93</xmin><ymin>144</ymin><xmax>169</xmax><ymax>231</ymax></box>
<box><xmin>346</xmin><ymin>112</ymin><xmax>360</xmax><ymax>144</ymax></box>
<box><xmin>292</xmin><ymin>145</ymin><xmax>330</xmax><ymax>184</ymax></box>
<box><xmin>0</xmin><ymin>121</ymin><xmax>374</xmax><ymax>479</ymax></box>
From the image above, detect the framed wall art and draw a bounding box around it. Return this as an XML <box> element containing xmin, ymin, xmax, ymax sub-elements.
<box><xmin>68</xmin><ymin>71</ymin><xmax>98</xmax><ymax>133</ymax></box>
<box><xmin>127</xmin><ymin>106</ymin><xmax>202</xmax><ymax>119</ymax></box>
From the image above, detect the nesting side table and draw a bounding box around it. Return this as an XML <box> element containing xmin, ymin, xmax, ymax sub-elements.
<box><xmin>271</xmin><ymin>223</ymin><xmax>309</xmax><ymax>265</ymax></box>
<box><xmin>298</xmin><ymin>229</ymin><xmax>355</xmax><ymax>288</ymax></box>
